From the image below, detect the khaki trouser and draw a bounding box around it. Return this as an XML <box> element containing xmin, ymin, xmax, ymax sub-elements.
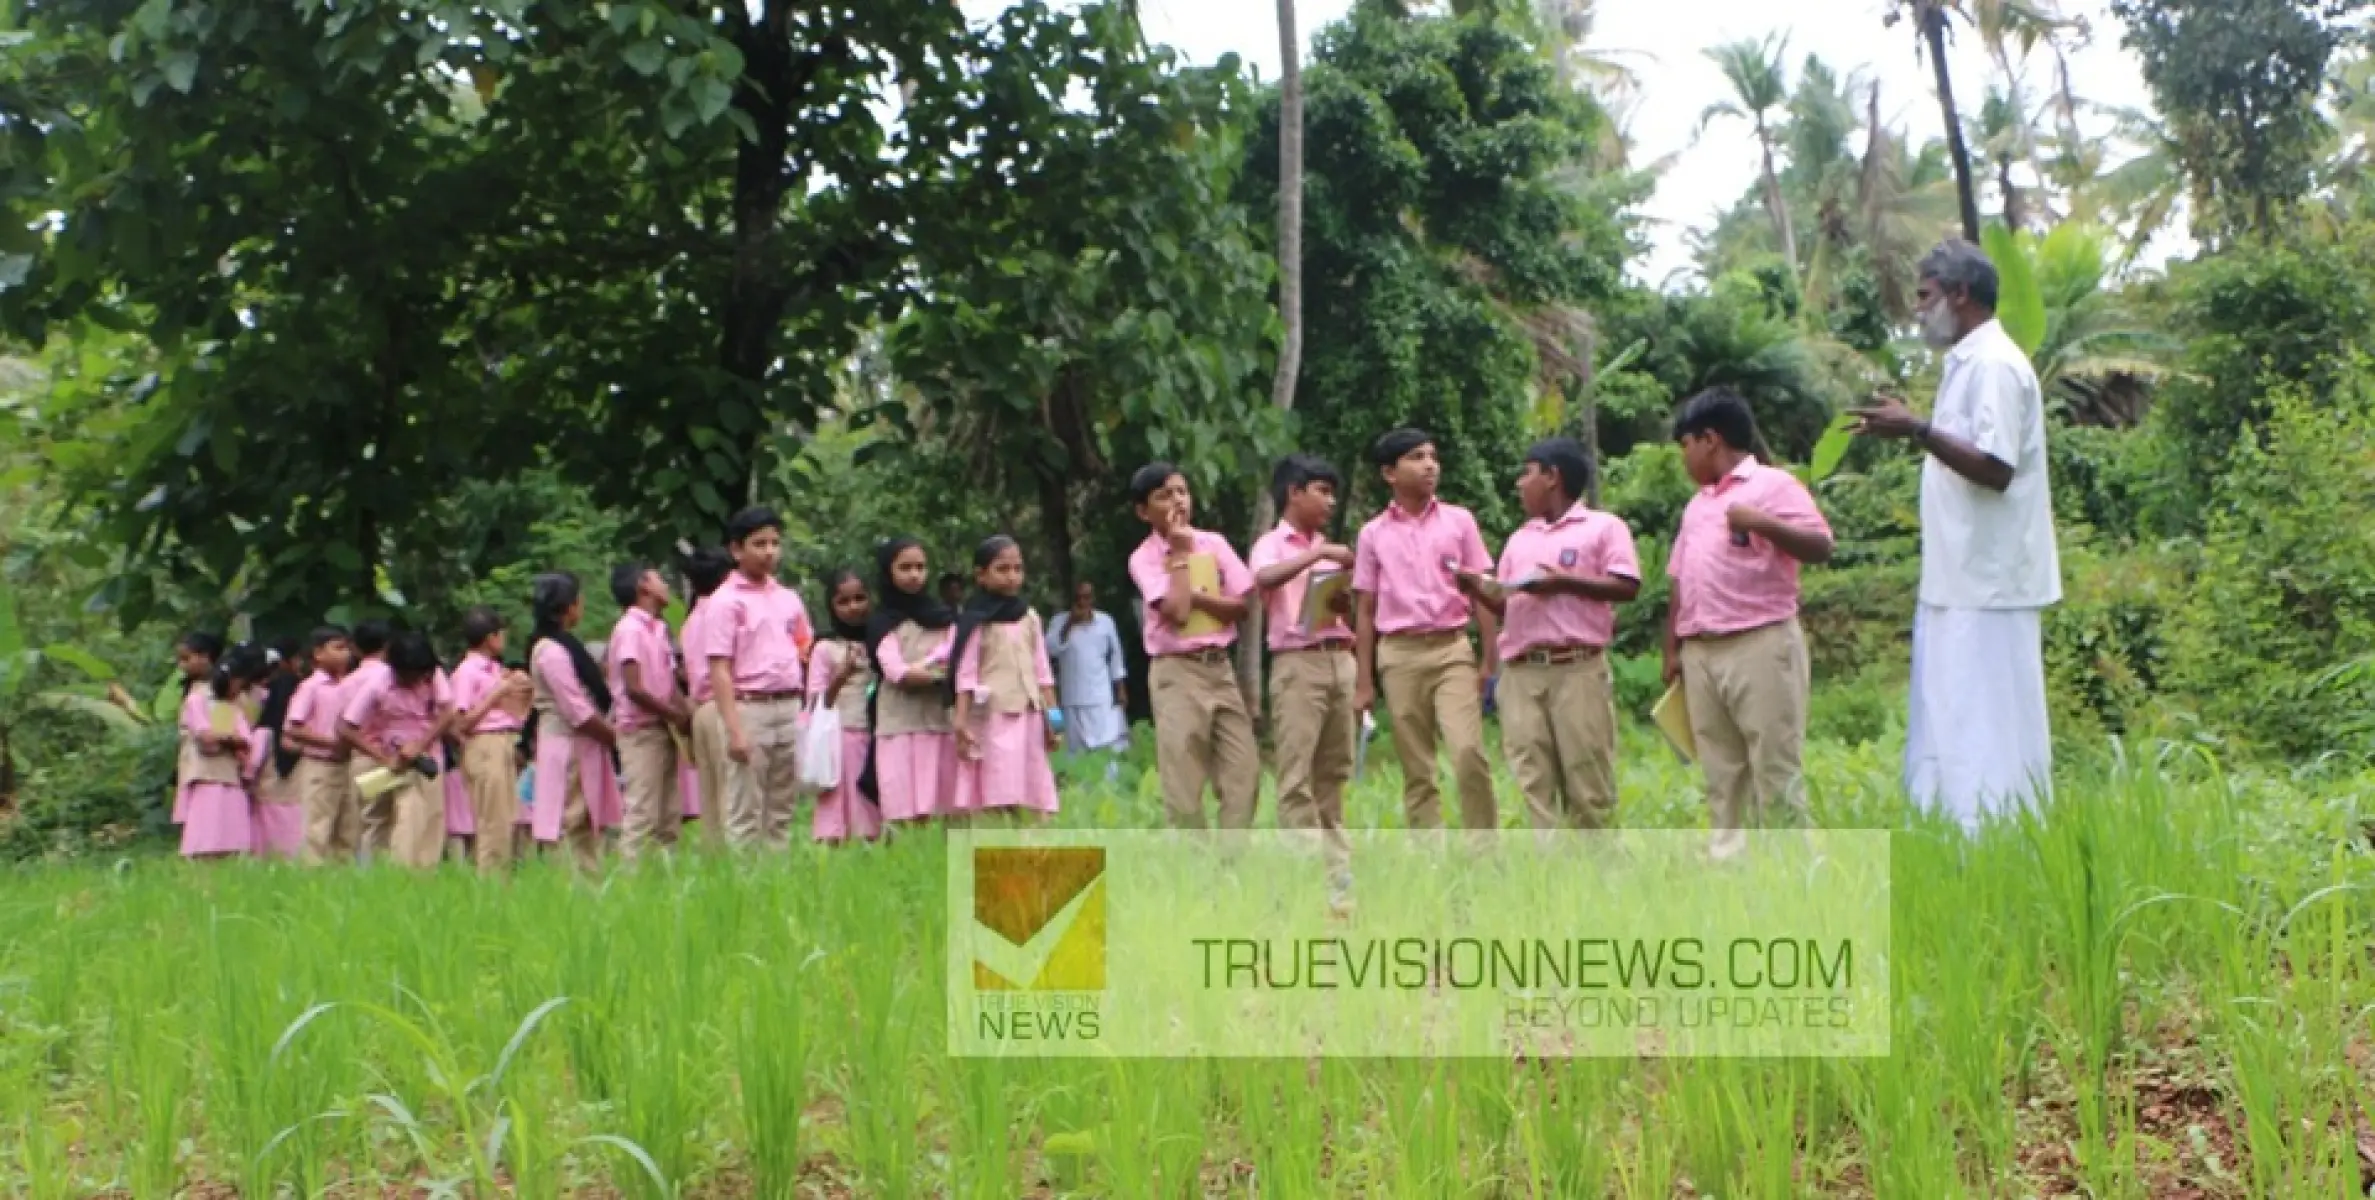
<box><xmin>297</xmin><ymin>757</ymin><xmax>359</xmax><ymax>866</ymax></box>
<box><xmin>692</xmin><ymin>701</ymin><xmax>728</xmax><ymax>844</ymax></box>
<box><xmin>1377</xmin><ymin>632</ymin><xmax>1497</xmax><ymax>830</ymax></box>
<box><xmin>1681</xmin><ymin>617</ymin><xmax>1811</xmax><ymax>860</ymax></box>
<box><xmin>349</xmin><ymin>758</ymin><xmax>443</xmax><ymax>870</ymax></box>
<box><xmin>554</xmin><ymin>753</ymin><xmax>602</xmax><ymax>874</ymax></box>
<box><xmin>618</xmin><ymin>726</ymin><xmax>683</xmax><ymax>860</ymax></box>
<box><xmin>724</xmin><ymin>695</ymin><xmax>801</xmax><ymax>848</ymax></box>
<box><xmin>1270</xmin><ymin>647</ymin><xmax>1355</xmax><ymax>896</ymax></box>
<box><xmin>1499</xmin><ymin>651</ymin><xmax>1618</xmax><ymax>831</ymax></box>
<box><xmin>1150</xmin><ymin>654</ymin><xmax>1260</xmax><ymax>829</ymax></box>
<box><xmin>462</xmin><ymin>734</ymin><xmax>519</xmax><ymax>874</ymax></box>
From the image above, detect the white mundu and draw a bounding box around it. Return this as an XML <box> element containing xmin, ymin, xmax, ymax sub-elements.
<box><xmin>1905</xmin><ymin>317</ymin><xmax>2061</xmax><ymax>828</ymax></box>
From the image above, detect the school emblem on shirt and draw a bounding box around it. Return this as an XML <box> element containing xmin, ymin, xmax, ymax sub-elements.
<box><xmin>1559</xmin><ymin>548</ymin><xmax>1580</xmax><ymax>568</ymax></box>
<box><xmin>972</xmin><ymin>847</ymin><xmax>1107</xmax><ymax>992</ymax></box>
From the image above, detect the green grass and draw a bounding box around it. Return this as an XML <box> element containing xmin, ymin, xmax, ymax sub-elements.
<box><xmin>0</xmin><ymin>719</ymin><xmax>2370</xmax><ymax>1197</ymax></box>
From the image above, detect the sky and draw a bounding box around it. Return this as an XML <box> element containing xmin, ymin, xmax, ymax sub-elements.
<box><xmin>960</xmin><ymin>0</ymin><xmax>2164</xmax><ymax>287</ymax></box>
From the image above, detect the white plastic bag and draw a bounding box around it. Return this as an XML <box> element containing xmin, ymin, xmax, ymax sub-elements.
<box><xmin>798</xmin><ymin>695</ymin><xmax>842</xmax><ymax>791</ymax></box>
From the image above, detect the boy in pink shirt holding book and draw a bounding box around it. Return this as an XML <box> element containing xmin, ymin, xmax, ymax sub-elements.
<box><xmin>1126</xmin><ymin>462</ymin><xmax>1260</xmax><ymax>828</ymax></box>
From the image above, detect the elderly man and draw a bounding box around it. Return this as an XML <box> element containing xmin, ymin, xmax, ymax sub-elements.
<box><xmin>1853</xmin><ymin>239</ymin><xmax>2061</xmax><ymax>829</ymax></box>
<box><xmin>1048</xmin><ymin>580</ymin><xmax>1131</xmax><ymax>754</ymax></box>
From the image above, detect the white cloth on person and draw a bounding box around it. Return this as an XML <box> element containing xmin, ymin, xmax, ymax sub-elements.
<box><xmin>1903</xmin><ymin>604</ymin><xmax>2053</xmax><ymax>829</ymax></box>
<box><xmin>1048</xmin><ymin>610</ymin><xmax>1130</xmax><ymax>752</ymax></box>
<box><xmin>1920</xmin><ymin>319</ymin><xmax>2062</xmax><ymax>610</ymax></box>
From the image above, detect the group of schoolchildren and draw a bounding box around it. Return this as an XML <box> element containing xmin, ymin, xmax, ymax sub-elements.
<box><xmin>1130</xmin><ymin>390</ymin><xmax>1832</xmax><ymax>863</ymax></box>
<box><xmin>169</xmin><ymin>508</ymin><xmax>1067</xmax><ymax>868</ymax></box>
<box><xmin>172</xmin><ymin>388</ymin><xmax>1831</xmax><ymax>867</ymax></box>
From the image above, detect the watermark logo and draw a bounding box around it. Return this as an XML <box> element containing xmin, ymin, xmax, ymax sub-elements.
<box><xmin>971</xmin><ymin>847</ymin><xmax>1106</xmax><ymax>992</ymax></box>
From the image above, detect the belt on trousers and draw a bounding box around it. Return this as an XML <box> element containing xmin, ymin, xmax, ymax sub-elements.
<box><xmin>737</xmin><ymin>690</ymin><xmax>802</xmax><ymax>703</ymax></box>
<box><xmin>1509</xmin><ymin>644</ymin><xmax>1603</xmax><ymax>668</ymax></box>
<box><xmin>1276</xmin><ymin>641</ymin><xmax>1352</xmax><ymax>656</ymax></box>
<box><xmin>1159</xmin><ymin>648</ymin><xmax>1234</xmax><ymax>667</ymax></box>
<box><xmin>1382</xmin><ymin>628</ymin><xmax>1463</xmax><ymax>643</ymax></box>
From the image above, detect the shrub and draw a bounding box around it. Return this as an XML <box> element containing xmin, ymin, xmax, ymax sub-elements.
<box><xmin>0</xmin><ymin>724</ymin><xmax>177</xmax><ymax>862</ymax></box>
<box><xmin>2160</xmin><ymin>374</ymin><xmax>2375</xmax><ymax>760</ymax></box>
<box><xmin>2043</xmin><ymin>533</ymin><xmax>2191</xmax><ymax>740</ymax></box>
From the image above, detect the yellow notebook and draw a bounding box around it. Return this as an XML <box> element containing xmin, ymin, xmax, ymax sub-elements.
<box><xmin>1652</xmin><ymin>683</ymin><xmax>1697</xmax><ymax>764</ymax></box>
<box><xmin>1177</xmin><ymin>552</ymin><xmax>1224</xmax><ymax>639</ymax></box>
<box><xmin>1300</xmin><ymin>569</ymin><xmax>1351</xmax><ymax>633</ymax></box>
<box><xmin>354</xmin><ymin>767</ymin><xmax>409</xmax><ymax>801</ymax></box>
<box><xmin>207</xmin><ymin>702</ymin><xmax>238</xmax><ymax>737</ymax></box>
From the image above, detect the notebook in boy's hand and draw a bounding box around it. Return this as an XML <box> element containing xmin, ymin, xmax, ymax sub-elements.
<box><xmin>1651</xmin><ymin>683</ymin><xmax>1696</xmax><ymax>765</ymax></box>
<box><xmin>1300</xmin><ymin>569</ymin><xmax>1351</xmax><ymax>633</ymax></box>
<box><xmin>1177</xmin><ymin>552</ymin><xmax>1225</xmax><ymax>638</ymax></box>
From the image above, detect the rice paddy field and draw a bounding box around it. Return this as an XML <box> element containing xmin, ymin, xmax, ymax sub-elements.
<box><xmin>3</xmin><ymin>720</ymin><xmax>2373</xmax><ymax>1198</ymax></box>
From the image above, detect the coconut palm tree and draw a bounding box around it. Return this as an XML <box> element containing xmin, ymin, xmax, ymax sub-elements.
<box><xmin>1887</xmin><ymin>0</ymin><xmax>1983</xmax><ymax>242</ymax></box>
<box><xmin>2077</xmin><ymin>104</ymin><xmax>2186</xmax><ymax>267</ymax></box>
<box><xmin>1701</xmin><ymin>35</ymin><xmax>1800</xmax><ymax>271</ymax></box>
<box><xmin>1977</xmin><ymin>88</ymin><xmax>2031</xmax><ymax>230</ymax></box>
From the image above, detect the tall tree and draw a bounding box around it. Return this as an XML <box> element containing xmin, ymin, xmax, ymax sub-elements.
<box><xmin>1701</xmin><ymin>36</ymin><xmax>1801</xmax><ymax>272</ymax></box>
<box><xmin>1890</xmin><ymin>0</ymin><xmax>1985</xmax><ymax>241</ymax></box>
<box><xmin>1243</xmin><ymin>0</ymin><xmax>1307</xmax><ymax>709</ymax></box>
<box><xmin>2110</xmin><ymin>0</ymin><xmax>2372</xmax><ymax>240</ymax></box>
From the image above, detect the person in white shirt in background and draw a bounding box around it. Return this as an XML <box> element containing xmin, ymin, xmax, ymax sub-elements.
<box><xmin>1853</xmin><ymin>238</ymin><xmax>2063</xmax><ymax>830</ymax></box>
<box><xmin>1048</xmin><ymin>581</ymin><xmax>1131</xmax><ymax>755</ymax></box>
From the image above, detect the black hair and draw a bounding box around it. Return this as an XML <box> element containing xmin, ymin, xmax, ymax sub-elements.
<box><xmin>352</xmin><ymin>619</ymin><xmax>393</xmax><ymax>657</ymax></box>
<box><xmin>609</xmin><ymin>561</ymin><xmax>650</xmax><ymax>608</ymax></box>
<box><xmin>725</xmin><ymin>506</ymin><xmax>782</xmax><ymax>545</ymax></box>
<box><xmin>1128</xmin><ymin>461</ymin><xmax>1184</xmax><ymax>506</ymax></box>
<box><xmin>1671</xmin><ymin>388</ymin><xmax>1759</xmax><ymax>453</ymax></box>
<box><xmin>180</xmin><ymin>631</ymin><xmax>226</xmax><ymax>661</ymax></box>
<box><xmin>1522</xmin><ymin>437</ymin><xmax>1594</xmax><ymax>504</ymax></box>
<box><xmin>528</xmin><ymin>572</ymin><xmax>613</xmax><ymax>716</ymax></box>
<box><xmin>973</xmin><ymin>534</ymin><xmax>1021</xmax><ymax>571</ymax></box>
<box><xmin>461</xmin><ymin>606</ymin><xmax>505</xmax><ymax>650</ymax></box>
<box><xmin>310</xmin><ymin>625</ymin><xmax>350</xmax><ymax>651</ymax></box>
<box><xmin>685</xmin><ymin>547</ymin><xmax>734</xmax><ymax>600</ymax></box>
<box><xmin>1272</xmin><ymin>453</ymin><xmax>1344</xmax><ymax>512</ymax></box>
<box><xmin>387</xmin><ymin>631</ymin><xmax>439</xmax><ymax>684</ymax></box>
<box><xmin>271</xmin><ymin>635</ymin><xmax>303</xmax><ymax>666</ymax></box>
<box><xmin>938</xmin><ymin>572</ymin><xmax>964</xmax><ymax>591</ymax></box>
<box><xmin>212</xmin><ymin>642</ymin><xmax>268</xmax><ymax>700</ymax></box>
<box><xmin>1371</xmin><ymin>427</ymin><xmax>1435</xmax><ymax>469</ymax></box>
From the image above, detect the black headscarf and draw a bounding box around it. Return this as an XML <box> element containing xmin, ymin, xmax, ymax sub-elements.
<box><xmin>946</xmin><ymin>589</ymin><xmax>1031</xmax><ymax>703</ymax></box>
<box><xmin>857</xmin><ymin>537</ymin><xmax>957</xmax><ymax>802</ymax></box>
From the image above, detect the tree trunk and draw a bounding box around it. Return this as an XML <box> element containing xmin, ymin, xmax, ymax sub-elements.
<box><xmin>1754</xmin><ymin>116</ymin><xmax>1799</xmax><ymax>270</ymax></box>
<box><xmin>1241</xmin><ymin>0</ymin><xmax>1306</xmax><ymax>721</ymax></box>
<box><xmin>1921</xmin><ymin>2</ymin><xmax>1983</xmax><ymax>242</ymax></box>
<box><xmin>1036</xmin><ymin>465</ymin><xmax>1077</xmax><ymax>600</ymax></box>
<box><xmin>1999</xmin><ymin>154</ymin><xmax>2025</xmax><ymax>231</ymax></box>
<box><xmin>718</xmin><ymin>4</ymin><xmax>799</xmax><ymax>500</ymax></box>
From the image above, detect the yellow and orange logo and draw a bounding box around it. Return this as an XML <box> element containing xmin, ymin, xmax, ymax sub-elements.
<box><xmin>971</xmin><ymin>847</ymin><xmax>1106</xmax><ymax>991</ymax></box>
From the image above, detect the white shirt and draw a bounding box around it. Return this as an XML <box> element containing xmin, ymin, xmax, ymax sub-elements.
<box><xmin>1046</xmin><ymin>610</ymin><xmax>1127</xmax><ymax>708</ymax></box>
<box><xmin>1921</xmin><ymin>319</ymin><xmax>2062</xmax><ymax>610</ymax></box>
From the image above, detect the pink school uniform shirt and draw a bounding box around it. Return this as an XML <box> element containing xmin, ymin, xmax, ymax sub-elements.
<box><xmin>1496</xmin><ymin>503</ymin><xmax>1641</xmax><ymax>659</ymax></box>
<box><xmin>682</xmin><ymin>601</ymin><xmax>716</xmax><ymax>705</ymax></box>
<box><xmin>703</xmin><ymin>574</ymin><xmax>813</xmax><ymax>697</ymax></box>
<box><xmin>340</xmin><ymin>663</ymin><xmax>451</xmax><ymax>757</ymax></box>
<box><xmin>533</xmin><ymin>639</ymin><xmax>604</xmax><ymax>731</ymax></box>
<box><xmin>1352</xmin><ymin>499</ymin><xmax>1493</xmax><ymax>635</ymax></box>
<box><xmin>283</xmin><ymin>671</ymin><xmax>347</xmax><ymax>760</ymax></box>
<box><xmin>1249</xmin><ymin>521</ymin><xmax>1352</xmax><ymax>652</ymax></box>
<box><xmin>1666</xmin><ymin>458</ymin><xmax>1833</xmax><ymax>639</ymax></box>
<box><xmin>1127</xmin><ymin>529</ymin><xmax>1255</xmax><ymax>656</ymax></box>
<box><xmin>449</xmin><ymin>651</ymin><xmax>524</xmax><ymax>736</ymax></box>
<box><xmin>606</xmin><ymin>607</ymin><xmax>679</xmax><ymax>733</ymax></box>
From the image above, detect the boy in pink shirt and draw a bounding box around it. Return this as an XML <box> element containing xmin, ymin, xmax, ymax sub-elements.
<box><xmin>1126</xmin><ymin>462</ymin><xmax>1260</xmax><ymax>828</ymax></box>
<box><xmin>1353</xmin><ymin>428</ymin><xmax>1500</xmax><ymax>831</ymax></box>
<box><xmin>1465</xmin><ymin>438</ymin><xmax>1641</xmax><ymax>830</ymax></box>
<box><xmin>280</xmin><ymin>625</ymin><xmax>355</xmax><ymax>865</ymax></box>
<box><xmin>1664</xmin><ymin>389</ymin><xmax>1835</xmax><ymax>859</ymax></box>
<box><xmin>1248</xmin><ymin>454</ymin><xmax>1357</xmax><ymax>843</ymax></box>
<box><xmin>334</xmin><ymin>619</ymin><xmax>397</xmax><ymax>858</ymax></box>
<box><xmin>705</xmin><ymin>507</ymin><xmax>814</xmax><ymax>849</ymax></box>
<box><xmin>608</xmin><ymin>561</ymin><xmax>693</xmax><ymax>860</ymax></box>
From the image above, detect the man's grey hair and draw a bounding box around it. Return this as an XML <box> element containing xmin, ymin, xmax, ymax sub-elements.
<box><xmin>1918</xmin><ymin>239</ymin><xmax>1999</xmax><ymax>310</ymax></box>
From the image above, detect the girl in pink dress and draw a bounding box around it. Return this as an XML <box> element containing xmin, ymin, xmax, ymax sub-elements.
<box><xmin>808</xmin><ymin>569</ymin><xmax>884</xmax><ymax>844</ymax></box>
<box><xmin>526</xmin><ymin>572</ymin><xmax>623</xmax><ymax>871</ymax></box>
<box><xmin>245</xmin><ymin>644</ymin><xmax>306</xmax><ymax>860</ymax></box>
<box><xmin>169</xmin><ymin>632</ymin><xmax>224</xmax><ymax>825</ymax></box>
<box><xmin>178</xmin><ymin>642</ymin><xmax>263</xmax><ymax>859</ymax></box>
<box><xmin>866</xmin><ymin>537</ymin><xmax>958</xmax><ymax>825</ymax></box>
<box><xmin>950</xmin><ymin>536</ymin><xmax>1061</xmax><ymax>819</ymax></box>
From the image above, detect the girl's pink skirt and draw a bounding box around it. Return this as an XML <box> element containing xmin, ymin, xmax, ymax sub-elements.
<box><xmin>178</xmin><ymin>782</ymin><xmax>255</xmax><ymax>857</ymax></box>
<box><xmin>814</xmin><ymin>728</ymin><xmax>883</xmax><ymax>843</ymax></box>
<box><xmin>243</xmin><ymin>742</ymin><xmax>303</xmax><ymax>858</ymax></box>
<box><xmin>874</xmin><ymin>731</ymin><xmax>955</xmax><ymax>822</ymax></box>
<box><xmin>952</xmin><ymin>713</ymin><xmax>1060</xmax><ymax>814</ymax></box>
<box><xmin>443</xmin><ymin>769</ymin><xmax>475</xmax><ymax>836</ymax></box>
